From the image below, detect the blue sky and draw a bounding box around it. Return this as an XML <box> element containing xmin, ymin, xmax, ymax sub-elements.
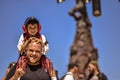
<box><xmin>0</xmin><ymin>0</ymin><xmax>120</xmax><ymax>80</ymax></box>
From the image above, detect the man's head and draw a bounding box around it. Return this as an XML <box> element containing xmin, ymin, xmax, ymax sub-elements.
<box><xmin>23</xmin><ymin>16</ymin><xmax>41</xmax><ymax>36</ymax></box>
<box><xmin>68</xmin><ymin>62</ymin><xmax>79</xmax><ymax>74</ymax></box>
<box><xmin>8</xmin><ymin>62</ymin><xmax>16</xmax><ymax>69</ymax></box>
<box><xmin>6</xmin><ymin>62</ymin><xmax>16</xmax><ymax>75</ymax></box>
<box><xmin>25</xmin><ymin>38</ymin><xmax>44</xmax><ymax>65</ymax></box>
<box><xmin>87</xmin><ymin>60</ymin><xmax>100</xmax><ymax>76</ymax></box>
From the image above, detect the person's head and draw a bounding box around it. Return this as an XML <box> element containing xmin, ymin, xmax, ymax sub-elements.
<box><xmin>87</xmin><ymin>60</ymin><xmax>100</xmax><ymax>76</ymax></box>
<box><xmin>6</xmin><ymin>62</ymin><xmax>16</xmax><ymax>75</ymax></box>
<box><xmin>25</xmin><ymin>37</ymin><xmax>44</xmax><ymax>65</ymax></box>
<box><xmin>68</xmin><ymin>62</ymin><xmax>79</xmax><ymax>74</ymax></box>
<box><xmin>23</xmin><ymin>16</ymin><xmax>41</xmax><ymax>36</ymax></box>
<box><xmin>2</xmin><ymin>62</ymin><xmax>16</xmax><ymax>80</ymax></box>
<box><xmin>8</xmin><ymin>62</ymin><xmax>16</xmax><ymax>69</ymax></box>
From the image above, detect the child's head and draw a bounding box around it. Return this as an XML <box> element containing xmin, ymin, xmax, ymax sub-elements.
<box><xmin>23</xmin><ymin>16</ymin><xmax>41</xmax><ymax>36</ymax></box>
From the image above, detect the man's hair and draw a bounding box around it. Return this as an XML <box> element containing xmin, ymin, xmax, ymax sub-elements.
<box><xmin>89</xmin><ymin>60</ymin><xmax>100</xmax><ymax>71</ymax></box>
<box><xmin>68</xmin><ymin>62</ymin><xmax>78</xmax><ymax>70</ymax></box>
<box><xmin>8</xmin><ymin>62</ymin><xmax>16</xmax><ymax>69</ymax></box>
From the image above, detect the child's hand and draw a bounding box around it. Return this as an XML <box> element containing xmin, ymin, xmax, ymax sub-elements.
<box><xmin>19</xmin><ymin>40</ymin><xmax>29</xmax><ymax>53</ymax></box>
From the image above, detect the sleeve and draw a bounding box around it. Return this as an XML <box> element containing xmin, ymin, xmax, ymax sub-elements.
<box><xmin>64</xmin><ymin>75</ymin><xmax>74</xmax><ymax>80</ymax></box>
<box><xmin>51</xmin><ymin>77</ymin><xmax>57</xmax><ymax>80</ymax></box>
<box><xmin>41</xmin><ymin>34</ymin><xmax>49</xmax><ymax>55</ymax></box>
<box><xmin>17</xmin><ymin>34</ymin><xmax>24</xmax><ymax>51</ymax></box>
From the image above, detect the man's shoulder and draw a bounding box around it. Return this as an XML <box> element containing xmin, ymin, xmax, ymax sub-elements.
<box><xmin>60</xmin><ymin>72</ymin><xmax>73</xmax><ymax>80</ymax></box>
<box><xmin>98</xmin><ymin>72</ymin><xmax>108</xmax><ymax>80</ymax></box>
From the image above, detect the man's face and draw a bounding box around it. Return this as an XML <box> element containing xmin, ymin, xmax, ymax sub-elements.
<box><xmin>27</xmin><ymin>23</ymin><xmax>39</xmax><ymax>36</ymax></box>
<box><xmin>74</xmin><ymin>66</ymin><xmax>79</xmax><ymax>73</ymax></box>
<box><xmin>88</xmin><ymin>63</ymin><xmax>95</xmax><ymax>75</ymax></box>
<box><xmin>26</xmin><ymin>42</ymin><xmax>42</xmax><ymax>65</ymax></box>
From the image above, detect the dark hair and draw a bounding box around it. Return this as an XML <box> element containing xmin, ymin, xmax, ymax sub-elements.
<box><xmin>8</xmin><ymin>62</ymin><xmax>16</xmax><ymax>69</ymax></box>
<box><xmin>68</xmin><ymin>62</ymin><xmax>78</xmax><ymax>70</ymax></box>
<box><xmin>24</xmin><ymin>16</ymin><xmax>39</xmax><ymax>26</ymax></box>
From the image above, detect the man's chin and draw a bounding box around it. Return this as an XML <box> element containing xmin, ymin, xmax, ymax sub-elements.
<box><xmin>29</xmin><ymin>60</ymin><xmax>39</xmax><ymax>65</ymax></box>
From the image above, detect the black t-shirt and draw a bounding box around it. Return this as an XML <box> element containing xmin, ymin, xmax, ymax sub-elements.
<box><xmin>6</xmin><ymin>64</ymin><xmax>51</xmax><ymax>80</ymax></box>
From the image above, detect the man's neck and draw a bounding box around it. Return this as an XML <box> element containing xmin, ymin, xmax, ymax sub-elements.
<box><xmin>28</xmin><ymin>62</ymin><xmax>40</xmax><ymax>66</ymax></box>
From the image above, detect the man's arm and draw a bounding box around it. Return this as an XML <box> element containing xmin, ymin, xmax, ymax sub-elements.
<box><xmin>6</xmin><ymin>65</ymin><xmax>25</xmax><ymax>80</ymax></box>
<box><xmin>9</xmin><ymin>68</ymin><xmax>25</xmax><ymax>80</ymax></box>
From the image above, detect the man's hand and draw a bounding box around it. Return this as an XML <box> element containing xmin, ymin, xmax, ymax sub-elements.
<box><xmin>15</xmin><ymin>68</ymin><xmax>25</xmax><ymax>77</ymax></box>
<box><xmin>10</xmin><ymin>68</ymin><xmax>25</xmax><ymax>80</ymax></box>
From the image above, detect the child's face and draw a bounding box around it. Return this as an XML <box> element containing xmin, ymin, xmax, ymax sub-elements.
<box><xmin>27</xmin><ymin>23</ymin><xmax>39</xmax><ymax>36</ymax></box>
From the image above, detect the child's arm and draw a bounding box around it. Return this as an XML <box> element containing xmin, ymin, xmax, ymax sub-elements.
<box><xmin>18</xmin><ymin>40</ymin><xmax>29</xmax><ymax>53</ymax></box>
<box><xmin>41</xmin><ymin>34</ymin><xmax>49</xmax><ymax>54</ymax></box>
<box><xmin>17</xmin><ymin>34</ymin><xmax>24</xmax><ymax>54</ymax></box>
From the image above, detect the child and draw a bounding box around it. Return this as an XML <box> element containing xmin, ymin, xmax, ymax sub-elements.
<box><xmin>17</xmin><ymin>16</ymin><xmax>49</xmax><ymax>55</ymax></box>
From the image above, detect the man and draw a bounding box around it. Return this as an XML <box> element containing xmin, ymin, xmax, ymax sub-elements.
<box><xmin>87</xmin><ymin>60</ymin><xmax>108</xmax><ymax>80</ymax></box>
<box><xmin>6</xmin><ymin>38</ymin><xmax>57</xmax><ymax>80</ymax></box>
<box><xmin>62</xmin><ymin>63</ymin><xmax>79</xmax><ymax>80</ymax></box>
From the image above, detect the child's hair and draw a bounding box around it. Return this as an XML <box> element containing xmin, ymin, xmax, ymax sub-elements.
<box><xmin>24</xmin><ymin>16</ymin><xmax>39</xmax><ymax>26</ymax></box>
